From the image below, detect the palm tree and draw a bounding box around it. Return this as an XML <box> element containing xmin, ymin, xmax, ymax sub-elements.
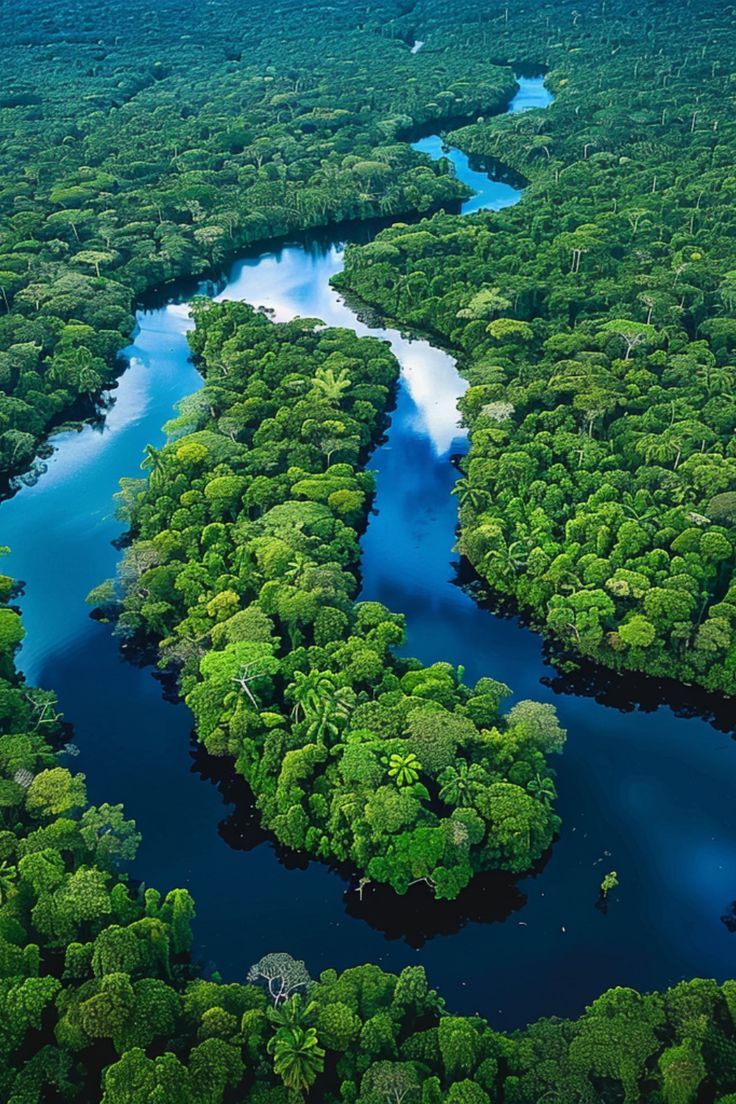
<box><xmin>287</xmin><ymin>671</ymin><xmax>354</xmax><ymax>741</ymax></box>
<box><xmin>267</xmin><ymin>1025</ymin><xmax>325</xmax><ymax>1092</ymax></box>
<box><xmin>287</xmin><ymin>670</ymin><xmax>334</xmax><ymax>722</ymax></box>
<box><xmin>527</xmin><ymin>773</ymin><xmax>557</xmax><ymax>805</ymax></box>
<box><xmin>268</xmin><ymin>993</ymin><xmax>317</xmax><ymax>1030</ymax></box>
<box><xmin>621</xmin><ymin>489</ymin><xmax>658</xmax><ymax>523</ymax></box>
<box><xmin>313</xmin><ymin>365</ymin><xmax>352</xmax><ymax>403</ymax></box>
<box><xmin>0</xmin><ymin>861</ymin><xmax>17</xmax><ymax>905</ymax></box>
<box><xmin>75</xmin><ymin>363</ymin><xmax>104</xmax><ymax>398</ymax></box>
<box><xmin>507</xmin><ymin>540</ymin><xmax>530</xmax><ymax>572</ymax></box>
<box><xmin>141</xmin><ymin>444</ymin><xmax>167</xmax><ymax>487</ymax></box>
<box><xmin>439</xmin><ymin>761</ymin><xmax>488</xmax><ymax>807</ymax></box>
<box><xmin>306</xmin><ymin>689</ymin><xmax>355</xmax><ymax>743</ymax></box>
<box><xmin>696</xmin><ymin>363</ymin><xmax>733</xmax><ymax>396</ymax></box>
<box><xmin>482</xmin><ymin>542</ymin><xmax>527</xmax><ymax>584</ymax></box>
<box><xmin>285</xmin><ymin>552</ymin><xmax>309</xmax><ymax>585</ymax></box>
<box><xmin>634</xmin><ymin>433</ymin><xmax>679</xmax><ymax>467</ymax></box>
<box><xmin>452</xmin><ymin>478</ymin><xmax>491</xmax><ymax>513</ymax></box>
<box><xmin>387</xmin><ymin>752</ymin><xmax>422</xmax><ymax>788</ymax></box>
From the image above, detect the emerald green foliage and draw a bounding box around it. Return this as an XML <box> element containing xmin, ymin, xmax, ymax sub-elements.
<box><xmin>1</xmin><ymin>0</ymin><xmax>735</xmax><ymax>1097</ymax></box>
<box><xmin>1</xmin><ymin>571</ymin><xmax>731</xmax><ymax>1104</ymax></box>
<box><xmin>0</xmin><ymin>0</ymin><xmax>523</xmax><ymax>480</ymax></box>
<box><xmin>115</xmin><ymin>300</ymin><xmax>564</xmax><ymax>895</ymax></box>
<box><xmin>267</xmin><ymin>1023</ymin><xmax>326</xmax><ymax>1092</ymax></box>
<box><xmin>337</xmin><ymin>0</ymin><xmax>736</xmax><ymax>696</ymax></box>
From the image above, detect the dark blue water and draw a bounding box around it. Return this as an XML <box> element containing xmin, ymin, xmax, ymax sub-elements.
<box><xmin>2</xmin><ymin>77</ymin><xmax>734</xmax><ymax>1029</ymax></box>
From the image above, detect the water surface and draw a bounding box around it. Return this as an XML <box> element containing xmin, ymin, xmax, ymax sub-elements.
<box><xmin>2</xmin><ymin>77</ymin><xmax>734</xmax><ymax>1028</ymax></box>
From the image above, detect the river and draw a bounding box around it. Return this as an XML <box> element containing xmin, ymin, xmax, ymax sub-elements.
<box><xmin>1</xmin><ymin>76</ymin><xmax>734</xmax><ymax>1029</ymax></box>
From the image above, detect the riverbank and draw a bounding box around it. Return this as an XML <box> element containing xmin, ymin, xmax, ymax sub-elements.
<box><xmin>2</xmin><ymin>76</ymin><xmax>735</xmax><ymax>1028</ymax></box>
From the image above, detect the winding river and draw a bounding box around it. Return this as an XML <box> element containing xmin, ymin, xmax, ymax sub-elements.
<box><xmin>2</xmin><ymin>77</ymin><xmax>735</xmax><ymax>1029</ymax></box>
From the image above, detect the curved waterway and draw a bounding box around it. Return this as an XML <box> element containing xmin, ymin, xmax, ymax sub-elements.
<box><xmin>2</xmin><ymin>77</ymin><xmax>735</xmax><ymax>1028</ymax></box>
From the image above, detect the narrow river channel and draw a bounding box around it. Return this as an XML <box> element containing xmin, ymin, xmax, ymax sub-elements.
<box><xmin>1</xmin><ymin>77</ymin><xmax>734</xmax><ymax>1029</ymax></box>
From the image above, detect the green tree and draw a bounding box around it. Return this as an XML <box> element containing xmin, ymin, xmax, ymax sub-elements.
<box><xmin>599</xmin><ymin>318</ymin><xmax>657</xmax><ymax>359</ymax></box>
<box><xmin>387</xmin><ymin>753</ymin><xmax>422</xmax><ymax>788</ymax></box>
<box><xmin>267</xmin><ymin>1024</ymin><xmax>325</xmax><ymax>1092</ymax></box>
<box><xmin>600</xmin><ymin>871</ymin><xmax>619</xmax><ymax>897</ymax></box>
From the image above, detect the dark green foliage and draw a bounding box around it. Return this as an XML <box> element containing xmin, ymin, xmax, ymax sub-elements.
<box><xmin>116</xmin><ymin>300</ymin><xmax>564</xmax><ymax>895</ymax></box>
<box><xmin>1</xmin><ymin>578</ymin><xmax>730</xmax><ymax>1104</ymax></box>
<box><xmin>338</xmin><ymin>0</ymin><xmax>736</xmax><ymax>695</ymax></box>
<box><xmin>0</xmin><ymin>0</ymin><xmax>520</xmax><ymax>479</ymax></box>
<box><xmin>1</xmin><ymin>0</ymin><xmax>735</xmax><ymax>1099</ymax></box>
<box><xmin>0</xmin><ymin>372</ymin><xmax>729</xmax><ymax>1104</ymax></box>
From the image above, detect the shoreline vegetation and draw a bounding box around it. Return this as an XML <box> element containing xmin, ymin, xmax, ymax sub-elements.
<box><xmin>111</xmin><ymin>298</ymin><xmax>566</xmax><ymax>899</ymax></box>
<box><xmin>336</xmin><ymin>6</ymin><xmax>736</xmax><ymax>697</ymax></box>
<box><xmin>0</xmin><ymin>0</ymin><xmax>735</xmax><ymax>1099</ymax></box>
<box><xmin>0</xmin><ymin>0</ymin><xmax>523</xmax><ymax>487</ymax></box>
<box><xmin>0</xmin><ymin>619</ymin><xmax>735</xmax><ymax>1100</ymax></box>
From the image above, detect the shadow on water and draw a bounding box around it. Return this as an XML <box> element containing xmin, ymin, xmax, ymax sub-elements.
<box><xmin>343</xmin><ymin>873</ymin><xmax>531</xmax><ymax>947</ymax></box>
<box><xmin>192</xmin><ymin>735</ymin><xmax>544</xmax><ymax>947</ymax></box>
<box><xmin>454</xmin><ymin>561</ymin><xmax>736</xmax><ymax>738</ymax></box>
<box><xmin>197</xmin><ymin>753</ymin><xmax>544</xmax><ymax>955</ymax></box>
<box><xmin>2</xmin><ymin>75</ymin><xmax>735</xmax><ymax>1028</ymax></box>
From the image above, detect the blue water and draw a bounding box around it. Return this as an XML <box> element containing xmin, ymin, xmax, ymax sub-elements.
<box><xmin>413</xmin><ymin>76</ymin><xmax>553</xmax><ymax>214</ymax></box>
<box><xmin>1</xmin><ymin>77</ymin><xmax>734</xmax><ymax>1029</ymax></box>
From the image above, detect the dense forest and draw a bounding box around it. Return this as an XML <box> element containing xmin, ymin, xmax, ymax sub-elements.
<box><xmin>111</xmin><ymin>299</ymin><xmax>565</xmax><ymax>897</ymax></box>
<box><xmin>0</xmin><ymin>612</ymin><xmax>734</xmax><ymax>1100</ymax></box>
<box><xmin>0</xmin><ymin>0</ymin><xmax>519</xmax><ymax>478</ymax></box>
<box><xmin>1</xmin><ymin>0</ymin><xmax>736</xmax><ymax>1099</ymax></box>
<box><xmin>337</xmin><ymin>0</ymin><xmax>736</xmax><ymax>694</ymax></box>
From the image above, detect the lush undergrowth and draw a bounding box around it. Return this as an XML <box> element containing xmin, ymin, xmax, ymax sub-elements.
<box><xmin>0</xmin><ymin>601</ymin><xmax>734</xmax><ymax>1101</ymax></box>
<box><xmin>336</xmin><ymin>0</ymin><xmax>736</xmax><ymax>695</ymax></box>
<box><xmin>111</xmin><ymin>299</ymin><xmax>565</xmax><ymax>898</ymax></box>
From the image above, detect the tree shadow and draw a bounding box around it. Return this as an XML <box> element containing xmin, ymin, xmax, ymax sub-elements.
<box><xmin>189</xmin><ymin>736</ymin><xmax>549</xmax><ymax>947</ymax></box>
<box><xmin>720</xmin><ymin>901</ymin><xmax>736</xmax><ymax>933</ymax></box>
<box><xmin>342</xmin><ymin>865</ymin><xmax>534</xmax><ymax>948</ymax></box>
<box><xmin>454</xmin><ymin>558</ymin><xmax>736</xmax><ymax>739</ymax></box>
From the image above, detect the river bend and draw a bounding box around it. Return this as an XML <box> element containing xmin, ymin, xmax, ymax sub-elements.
<box><xmin>2</xmin><ymin>77</ymin><xmax>734</xmax><ymax>1028</ymax></box>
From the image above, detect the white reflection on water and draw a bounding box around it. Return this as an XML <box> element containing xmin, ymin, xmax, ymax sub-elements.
<box><xmin>219</xmin><ymin>245</ymin><xmax>467</xmax><ymax>456</ymax></box>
